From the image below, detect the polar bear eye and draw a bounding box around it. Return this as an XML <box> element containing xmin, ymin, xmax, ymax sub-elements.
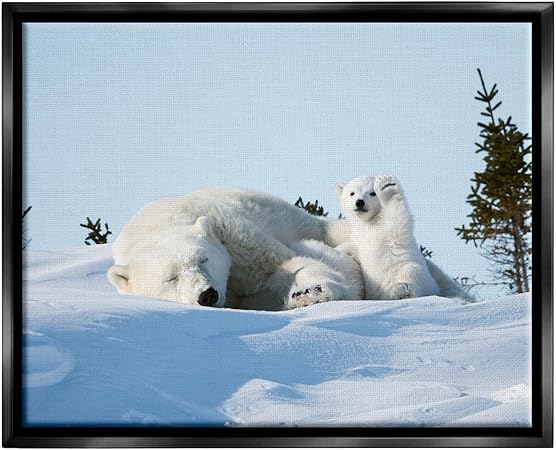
<box><xmin>350</xmin><ymin>192</ymin><xmax>355</xmax><ymax>196</ymax></box>
<box><xmin>370</xmin><ymin>192</ymin><xmax>377</xmax><ymax>197</ymax></box>
<box><xmin>199</xmin><ymin>256</ymin><xmax>208</xmax><ymax>265</ymax></box>
<box><xmin>165</xmin><ymin>274</ymin><xmax>179</xmax><ymax>283</ymax></box>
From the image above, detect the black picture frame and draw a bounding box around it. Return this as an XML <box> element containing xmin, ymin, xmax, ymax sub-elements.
<box><xmin>2</xmin><ymin>2</ymin><xmax>553</xmax><ymax>447</ymax></box>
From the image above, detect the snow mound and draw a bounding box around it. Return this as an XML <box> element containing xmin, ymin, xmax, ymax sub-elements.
<box><xmin>23</xmin><ymin>246</ymin><xmax>531</xmax><ymax>427</ymax></box>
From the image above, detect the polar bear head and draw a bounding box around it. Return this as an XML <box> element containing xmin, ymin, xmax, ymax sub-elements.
<box><xmin>336</xmin><ymin>176</ymin><xmax>381</xmax><ymax>222</ymax></box>
<box><xmin>108</xmin><ymin>217</ymin><xmax>231</xmax><ymax>307</ymax></box>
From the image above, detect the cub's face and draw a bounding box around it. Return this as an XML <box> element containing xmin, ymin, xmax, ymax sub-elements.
<box><xmin>336</xmin><ymin>176</ymin><xmax>382</xmax><ymax>222</ymax></box>
<box><xmin>108</xmin><ymin>218</ymin><xmax>231</xmax><ymax>307</ymax></box>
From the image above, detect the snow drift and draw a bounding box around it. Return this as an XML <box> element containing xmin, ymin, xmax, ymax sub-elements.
<box><xmin>23</xmin><ymin>245</ymin><xmax>531</xmax><ymax>427</ymax></box>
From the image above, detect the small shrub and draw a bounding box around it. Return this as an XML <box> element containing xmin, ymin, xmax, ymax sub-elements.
<box><xmin>80</xmin><ymin>217</ymin><xmax>112</xmax><ymax>245</ymax></box>
<box><xmin>295</xmin><ymin>197</ymin><xmax>328</xmax><ymax>217</ymax></box>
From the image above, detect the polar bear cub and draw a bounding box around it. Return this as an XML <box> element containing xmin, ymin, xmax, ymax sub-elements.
<box><xmin>336</xmin><ymin>175</ymin><xmax>439</xmax><ymax>300</ymax></box>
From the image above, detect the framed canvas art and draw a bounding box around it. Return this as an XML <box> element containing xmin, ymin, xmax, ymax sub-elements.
<box><xmin>3</xmin><ymin>2</ymin><xmax>553</xmax><ymax>447</ymax></box>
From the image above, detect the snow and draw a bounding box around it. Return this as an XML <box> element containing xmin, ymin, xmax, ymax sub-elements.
<box><xmin>23</xmin><ymin>245</ymin><xmax>532</xmax><ymax>427</ymax></box>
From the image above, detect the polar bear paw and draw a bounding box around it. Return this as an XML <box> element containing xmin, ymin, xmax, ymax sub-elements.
<box><xmin>391</xmin><ymin>282</ymin><xmax>416</xmax><ymax>300</ymax></box>
<box><xmin>286</xmin><ymin>284</ymin><xmax>333</xmax><ymax>309</ymax></box>
<box><xmin>374</xmin><ymin>175</ymin><xmax>401</xmax><ymax>202</ymax></box>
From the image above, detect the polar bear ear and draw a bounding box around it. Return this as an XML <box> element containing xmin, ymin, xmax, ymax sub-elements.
<box><xmin>108</xmin><ymin>264</ymin><xmax>129</xmax><ymax>292</ymax></box>
<box><xmin>335</xmin><ymin>184</ymin><xmax>344</xmax><ymax>198</ymax></box>
<box><xmin>193</xmin><ymin>216</ymin><xmax>214</xmax><ymax>239</ymax></box>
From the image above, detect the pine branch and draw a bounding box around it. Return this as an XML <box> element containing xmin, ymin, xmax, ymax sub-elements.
<box><xmin>22</xmin><ymin>206</ymin><xmax>32</xmax><ymax>250</ymax></box>
<box><xmin>419</xmin><ymin>245</ymin><xmax>433</xmax><ymax>259</ymax></box>
<box><xmin>477</xmin><ymin>69</ymin><xmax>497</xmax><ymax>127</ymax></box>
<box><xmin>80</xmin><ymin>217</ymin><xmax>112</xmax><ymax>245</ymax></box>
<box><xmin>23</xmin><ymin>206</ymin><xmax>32</xmax><ymax>219</ymax></box>
<box><xmin>294</xmin><ymin>197</ymin><xmax>329</xmax><ymax>217</ymax></box>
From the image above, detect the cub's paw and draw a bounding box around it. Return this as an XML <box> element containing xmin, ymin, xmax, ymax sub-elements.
<box><xmin>391</xmin><ymin>282</ymin><xmax>416</xmax><ymax>300</ymax></box>
<box><xmin>286</xmin><ymin>284</ymin><xmax>332</xmax><ymax>309</ymax></box>
<box><xmin>374</xmin><ymin>175</ymin><xmax>401</xmax><ymax>202</ymax></box>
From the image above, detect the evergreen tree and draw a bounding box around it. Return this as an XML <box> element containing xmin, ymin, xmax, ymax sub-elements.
<box><xmin>455</xmin><ymin>69</ymin><xmax>532</xmax><ymax>293</ymax></box>
<box><xmin>80</xmin><ymin>217</ymin><xmax>112</xmax><ymax>245</ymax></box>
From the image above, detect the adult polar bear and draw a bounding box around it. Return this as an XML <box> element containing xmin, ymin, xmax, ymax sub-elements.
<box><xmin>108</xmin><ymin>187</ymin><xmax>360</xmax><ymax>310</ymax></box>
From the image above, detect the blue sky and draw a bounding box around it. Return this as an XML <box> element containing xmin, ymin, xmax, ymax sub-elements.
<box><xmin>22</xmin><ymin>22</ymin><xmax>531</xmax><ymax>297</ymax></box>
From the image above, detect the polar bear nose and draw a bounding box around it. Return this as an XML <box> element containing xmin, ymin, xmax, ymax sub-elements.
<box><xmin>355</xmin><ymin>199</ymin><xmax>365</xmax><ymax>208</ymax></box>
<box><xmin>198</xmin><ymin>287</ymin><xmax>219</xmax><ymax>307</ymax></box>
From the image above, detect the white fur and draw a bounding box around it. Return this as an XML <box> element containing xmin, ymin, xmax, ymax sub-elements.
<box><xmin>425</xmin><ymin>259</ymin><xmax>473</xmax><ymax>301</ymax></box>
<box><xmin>108</xmin><ymin>187</ymin><xmax>357</xmax><ymax>310</ymax></box>
<box><xmin>284</xmin><ymin>240</ymin><xmax>364</xmax><ymax>309</ymax></box>
<box><xmin>337</xmin><ymin>176</ymin><xmax>439</xmax><ymax>300</ymax></box>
